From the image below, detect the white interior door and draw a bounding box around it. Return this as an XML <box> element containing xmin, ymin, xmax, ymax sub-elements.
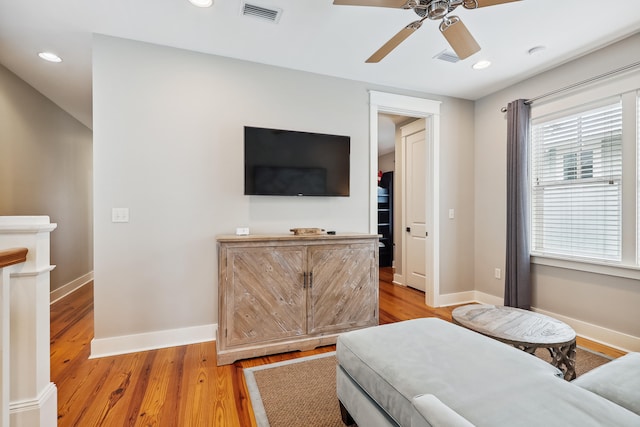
<box><xmin>404</xmin><ymin>122</ymin><xmax>428</xmax><ymax>291</ymax></box>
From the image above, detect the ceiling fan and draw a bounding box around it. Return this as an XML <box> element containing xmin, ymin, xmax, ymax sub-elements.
<box><xmin>334</xmin><ymin>0</ymin><xmax>520</xmax><ymax>63</ymax></box>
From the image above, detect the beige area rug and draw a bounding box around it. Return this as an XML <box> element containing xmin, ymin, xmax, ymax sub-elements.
<box><xmin>535</xmin><ymin>346</ymin><xmax>612</xmax><ymax>376</ymax></box>
<box><xmin>244</xmin><ymin>353</ymin><xmax>343</xmax><ymax>427</ymax></box>
<box><xmin>244</xmin><ymin>348</ymin><xmax>611</xmax><ymax>427</ymax></box>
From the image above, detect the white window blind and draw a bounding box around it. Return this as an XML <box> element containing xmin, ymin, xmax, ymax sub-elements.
<box><xmin>531</xmin><ymin>100</ymin><xmax>623</xmax><ymax>261</ymax></box>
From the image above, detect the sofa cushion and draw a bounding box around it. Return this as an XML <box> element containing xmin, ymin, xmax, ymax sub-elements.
<box><xmin>411</xmin><ymin>394</ymin><xmax>475</xmax><ymax>427</ymax></box>
<box><xmin>337</xmin><ymin>318</ymin><xmax>640</xmax><ymax>427</ymax></box>
<box><xmin>337</xmin><ymin>318</ymin><xmax>560</xmax><ymax>427</ymax></box>
<box><xmin>572</xmin><ymin>352</ymin><xmax>640</xmax><ymax>415</ymax></box>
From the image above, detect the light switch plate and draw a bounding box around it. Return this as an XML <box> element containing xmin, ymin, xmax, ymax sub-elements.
<box><xmin>112</xmin><ymin>208</ymin><xmax>129</xmax><ymax>223</ymax></box>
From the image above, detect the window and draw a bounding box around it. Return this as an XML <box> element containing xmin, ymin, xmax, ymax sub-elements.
<box><xmin>531</xmin><ymin>100</ymin><xmax>623</xmax><ymax>261</ymax></box>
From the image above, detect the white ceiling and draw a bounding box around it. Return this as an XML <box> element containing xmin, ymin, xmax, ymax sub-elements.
<box><xmin>378</xmin><ymin>113</ymin><xmax>416</xmax><ymax>156</ymax></box>
<box><xmin>1</xmin><ymin>0</ymin><xmax>639</xmax><ymax>130</ymax></box>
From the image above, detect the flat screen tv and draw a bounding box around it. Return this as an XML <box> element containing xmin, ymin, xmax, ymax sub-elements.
<box><xmin>244</xmin><ymin>126</ymin><xmax>350</xmax><ymax>196</ymax></box>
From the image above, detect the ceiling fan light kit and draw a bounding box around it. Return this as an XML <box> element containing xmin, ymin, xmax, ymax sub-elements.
<box><xmin>334</xmin><ymin>0</ymin><xmax>520</xmax><ymax>62</ymax></box>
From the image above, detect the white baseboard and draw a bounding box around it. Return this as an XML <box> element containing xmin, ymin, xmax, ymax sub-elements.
<box><xmin>532</xmin><ymin>307</ymin><xmax>640</xmax><ymax>353</ymax></box>
<box><xmin>50</xmin><ymin>271</ymin><xmax>93</xmax><ymax>304</ymax></box>
<box><xmin>10</xmin><ymin>382</ymin><xmax>57</xmax><ymax>427</ymax></box>
<box><xmin>392</xmin><ymin>273</ymin><xmax>404</xmax><ymax>286</ymax></box>
<box><xmin>438</xmin><ymin>291</ymin><xmax>476</xmax><ymax>307</ymax></box>
<box><xmin>438</xmin><ymin>290</ymin><xmax>503</xmax><ymax>307</ymax></box>
<box><xmin>472</xmin><ymin>291</ymin><xmax>505</xmax><ymax>306</ymax></box>
<box><xmin>437</xmin><ymin>290</ymin><xmax>639</xmax><ymax>353</ymax></box>
<box><xmin>90</xmin><ymin>323</ymin><xmax>217</xmax><ymax>359</ymax></box>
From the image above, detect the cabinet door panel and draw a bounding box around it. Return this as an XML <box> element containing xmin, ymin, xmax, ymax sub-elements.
<box><xmin>226</xmin><ymin>246</ymin><xmax>306</xmax><ymax>347</ymax></box>
<box><xmin>307</xmin><ymin>243</ymin><xmax>377</xmax><ymax>334</ymax></box>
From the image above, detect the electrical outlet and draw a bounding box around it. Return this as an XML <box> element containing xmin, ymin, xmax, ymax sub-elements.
<box><xmin>494</xmin><ymin>268</ymin><xmax>502</xmax><ymax>279</ymax></box>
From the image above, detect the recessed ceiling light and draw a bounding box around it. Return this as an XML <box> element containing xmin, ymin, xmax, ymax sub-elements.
<box><xmin>528</xmin><ymin>46</ymin><xmax>546</xmax><ymax>56</ymax></box>
<box><xmin>188</xmin><ymin>0</ymin><xmax>212</xmax><ymax>7</ymax></box>
<box><xmin>38</xmin><ymin>52</ymin><xmax>62</xmax><ymax>63</ymax></box>
<box><xmin>472</xmin><ymin>60</ymin><xmax>491</xmax><ymax>70</ymax></box>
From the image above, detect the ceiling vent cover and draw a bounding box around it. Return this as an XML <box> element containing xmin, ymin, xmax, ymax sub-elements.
<box><xmin>433</xmin><ymin>50</ymin><xmax>460</xmax><ymax>63</ymax></box>
<box><xmin>242</xmin><ymin>2</ymin><xmax>282</xmax><ymax>23</ymax></box>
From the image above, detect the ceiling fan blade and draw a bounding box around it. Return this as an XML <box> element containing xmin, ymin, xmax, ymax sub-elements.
<box><xmin>440</xmin><ymin>16</ymin><xmax>480</xmax><ymax>60</ymax></box>
<box><xmin>333</xmin><ymin>0</ymin><xmax>409</xmax><ymax>8</ymax></box>
<box><xmin>466</xmin><ymin>0</ymin><xmax>520</xmax><ymax>8</ymax></box>
<box><xmin>366</xmin><ymin>21</ymin><xmax>421</xmax><ymax>63</ymax></box>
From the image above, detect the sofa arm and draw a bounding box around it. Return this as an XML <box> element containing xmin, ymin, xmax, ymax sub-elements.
<box><xmin>411</xmin><ymin>394</ymin><xmax>475</xmax><ymax>427</ymax></box>
<box><xmin>572</xmin><ymin>352</ymin><xmax>640</xmax><ymax>416</ymax></box>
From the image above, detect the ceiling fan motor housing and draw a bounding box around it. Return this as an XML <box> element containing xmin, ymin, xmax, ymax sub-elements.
<box><xmin>415</xmin><ymin>1</ymin><xmax>460</xmax><ymax>20</ymax></box>
<box><xmin>428</xmin><ymin>1</ymin><xmax>449</xmax><ymax>18</ymax></box>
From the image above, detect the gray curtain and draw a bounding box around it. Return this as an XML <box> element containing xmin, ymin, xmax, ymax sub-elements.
<box><xmin>504</xmin><ymin>99</ymin><xmax>531</xmax><ymax>309</ymax></box>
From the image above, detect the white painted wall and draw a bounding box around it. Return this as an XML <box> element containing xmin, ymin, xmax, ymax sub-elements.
<box><xmin>474</xmin><ymin>34</ymin><xmax>640</xmax><ymax>346</ymax></box>
<box><xmin>92</xmin><ymin>35</ymin><xmax>477</xmax><ymax>351</ymax></box>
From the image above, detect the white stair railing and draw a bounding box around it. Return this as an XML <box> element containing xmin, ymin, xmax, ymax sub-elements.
<box><xmin>0</xmin><ymin>217</ymin><xmax>57</xmax><ymax>427</ymax></box>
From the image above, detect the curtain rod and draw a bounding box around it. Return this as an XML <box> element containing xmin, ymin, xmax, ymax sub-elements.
<box><xmin>499</xmin><ymin>60</ymin><xmax>640</xmax><ymax>113</ymax></box>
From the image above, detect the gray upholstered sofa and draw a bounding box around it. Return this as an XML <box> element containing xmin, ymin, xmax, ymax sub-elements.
<box><xmin>336</xmin><ymin>318</ymin><xmax>640</xmax><ymax>427</ymax></box>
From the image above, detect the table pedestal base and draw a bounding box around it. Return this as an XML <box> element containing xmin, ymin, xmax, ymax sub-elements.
<box><xmin>517</xmin><ymin>341</ymin><xmax>577</xmax><ymax>380</ymax></box>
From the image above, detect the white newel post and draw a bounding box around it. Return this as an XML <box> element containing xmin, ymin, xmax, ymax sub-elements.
<box><xmin>0</xmin><ymin>216</ymin><xmax>58</xmax><ymax>427</ymax></box>
<box><xmin>1</xmin><ymin>264</ymin><xmax>12</xmax><ymax>427</ymax></box>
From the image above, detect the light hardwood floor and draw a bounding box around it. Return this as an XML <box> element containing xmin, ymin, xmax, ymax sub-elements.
<box><xmin>50</xmin><ymin>267</ymin><xmax>624</xmax><ymax>426</ymax></box>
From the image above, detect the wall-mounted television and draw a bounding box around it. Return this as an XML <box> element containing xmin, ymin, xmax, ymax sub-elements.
<box><xmin>244</xmin><ymin>126</ymin><xmax>350</xmax><ymax>196</ymax></box>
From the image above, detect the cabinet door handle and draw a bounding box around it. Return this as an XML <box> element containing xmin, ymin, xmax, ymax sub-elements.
<box><xmin>309</xmin><ymin>271</ymin><xmax>313</xmax><ymax>289</ymax></box>
<box><xmin>303</xmin><ymin>272</ymin><xmax>307</xmax><ymax>289</ymax></box>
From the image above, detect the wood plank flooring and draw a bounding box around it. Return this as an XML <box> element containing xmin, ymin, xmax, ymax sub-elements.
<box><xmin>50</xmin><ymin>267</ymin><xmax>624</xmax><ymax>426</ymax></box>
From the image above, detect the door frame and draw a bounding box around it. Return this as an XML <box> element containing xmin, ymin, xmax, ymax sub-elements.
<box><xmin>368</xmin><ymin>91</ymin><xmax>441</xmax><ymax>307</ymax></box>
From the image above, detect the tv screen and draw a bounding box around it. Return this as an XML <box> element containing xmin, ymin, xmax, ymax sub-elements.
<box><xmin>244</xmin><ymin>126</ymin><xmax>350</xmax><ymax>196</ymax></box>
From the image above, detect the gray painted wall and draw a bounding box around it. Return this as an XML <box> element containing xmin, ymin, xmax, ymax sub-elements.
<box><xmin>474</xmin><ymin>34</ymin><xmax>640</xmax><ymax>339</ymax></box>
<box><xmin>92</xmin><ymin>35</ymin><xmax>476</xmax><ymax>341</ymax></box>
<box><xmin>0</xmin><ymin>64</ymin><xmax>93</xmax><ymax>292</ymax></box>
<box><xmin>378</xmin><ymin>152</ymin><xmax>394</xmax><ymax>173</ymax></box>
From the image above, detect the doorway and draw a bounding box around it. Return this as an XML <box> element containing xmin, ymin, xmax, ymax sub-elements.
<box><xmin>369</xmin><ymin>91</ymin><xmax>441</xmax><ymax>307</ymax></box>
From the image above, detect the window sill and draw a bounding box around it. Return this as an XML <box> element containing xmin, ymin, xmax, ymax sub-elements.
<box><xmin>531</xmin><ymin>254</ymin><xmax>640</xmax><ymax>281</ymax></box>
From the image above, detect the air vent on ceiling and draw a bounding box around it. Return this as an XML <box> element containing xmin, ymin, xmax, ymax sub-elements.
<box><xmin>433</xmin><ymin>50</ymin><xmax>460</xmax><ymax>63</ymax></box>
<box><xmin>242</xmin><ymin>2</ymin><xmax>282</xmax><ymax>23</ymax></box>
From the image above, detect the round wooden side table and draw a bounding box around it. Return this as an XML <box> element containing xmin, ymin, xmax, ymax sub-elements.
<box><xmin>452</xmin><ymin>304</ymin><xmax>577</xmax><ymax>380</ymax></box>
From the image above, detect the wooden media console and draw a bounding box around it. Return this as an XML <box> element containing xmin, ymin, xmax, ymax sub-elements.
<box><xmin>216</xmin><ymin>233</ymin><xmax>379</xmax><ymax>365</ymax></box>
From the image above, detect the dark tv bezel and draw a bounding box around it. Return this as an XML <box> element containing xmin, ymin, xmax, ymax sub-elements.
<box><xmin>244</xmin><ymin>126</ymin><xmax>350</xmax><ymax>197</ymax></box>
